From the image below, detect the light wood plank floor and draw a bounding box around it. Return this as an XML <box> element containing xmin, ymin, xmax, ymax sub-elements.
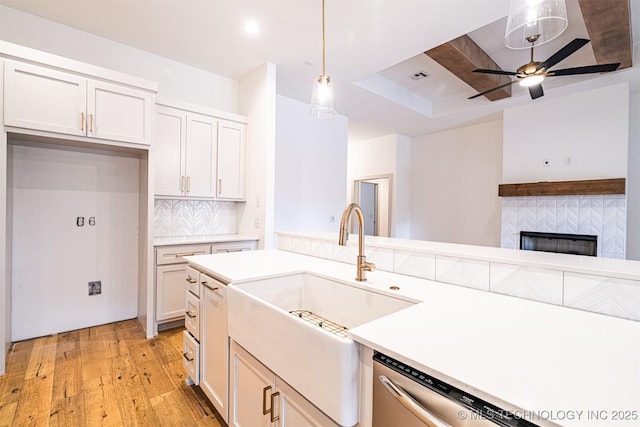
<box><xmin>0</xmin><ymin>319</ymin><xmax>225</xmax><ymax>427</ymax></box>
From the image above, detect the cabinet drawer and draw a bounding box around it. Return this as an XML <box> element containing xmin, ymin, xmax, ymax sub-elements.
<box><xmin>156</xmin><ymin>244</ymin><xmax>211</xmax><ymax>265</ymax></box>
<box><xmin>185</xmin><ymin>291</ymin><xmax>200</xmax><ymax>340</ymax></box>
<box><xmin>183</xmin><ymin>330</ymin><xmax>200</xmax><ymax>385</ymax></box>
<box><xmin>211</xmin><ymin>240</ymin><xmax>257</xmax><ymax>253</ymax></box>
<box><xmin>185</xmin><ymin>265</ymin><xmax>201</xmax><ymax>297</ymax></box>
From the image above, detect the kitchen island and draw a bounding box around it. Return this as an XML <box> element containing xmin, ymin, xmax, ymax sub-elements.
<box><xmin>186</xmin><ymin>248</ymin><xmax>640</xmax><ymax>427</ymax></box>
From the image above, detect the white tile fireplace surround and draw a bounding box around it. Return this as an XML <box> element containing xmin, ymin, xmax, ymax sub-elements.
<box><xmin>154</xmin><ymin>199</ymin><xmax>237</xmax><ymax>237</ymax></box>
<box><xmin>501</xmin><ymin>194</ymin><xmax>626</xmax><ymax>259</ymax></box>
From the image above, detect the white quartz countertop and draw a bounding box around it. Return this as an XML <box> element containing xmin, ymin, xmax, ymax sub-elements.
<box><xmin>153</xmin><ymin>234</ymin><xmax>258</xmax><ymax>247</ymax></box>
<box><xmin>186</xmin><ymin>249</ymin><xmax>640</xmax><ymax>427</ymax></box>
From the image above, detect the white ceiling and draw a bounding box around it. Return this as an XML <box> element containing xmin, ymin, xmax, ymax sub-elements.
<box><xmin>1</xmin><ymin>0</ymin><xmax>638</xmax><ymax>141</ymax></box>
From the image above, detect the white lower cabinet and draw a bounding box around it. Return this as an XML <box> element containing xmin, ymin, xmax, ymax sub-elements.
<box><xmin>155</xmin><ymin>244</ymin><xmax>211</xmax><ymax>325</ymax></box>
<box><xmin>229</xmin><ymin>340</ymin><xmax>339</xmax><ymax>427</ymax></box>
<box><xmin>200</xmin><ymin>274</ymin><xmax>229</xmax><ymax>423</ymax></box>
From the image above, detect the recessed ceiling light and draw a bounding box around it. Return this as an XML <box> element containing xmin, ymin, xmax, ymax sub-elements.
<box><xmin>244</xmin><ymin>19</ymin><xmax>259</xmax><ymax>35</ymax></box>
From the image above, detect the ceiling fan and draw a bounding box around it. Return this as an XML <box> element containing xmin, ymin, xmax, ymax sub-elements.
<box><xmin>468</xmin><ymin>35</ymin><xmax>621</xmax><ymax>100</ymax></box>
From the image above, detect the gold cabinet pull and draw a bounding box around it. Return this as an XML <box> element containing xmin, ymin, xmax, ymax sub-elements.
<box><xmin>262</xmin><ymin>385</ymin><xmax>272</xmax><ymax>415</ymax></box>
<box><xmin>186</xmin><ymin>176</ymin><xmax>191</xmax><ymax>193</ymax></box>
<box><xmin>185</xmin><ymin>276</ymin><xmax>198</xmax><ymax>284</ymax></box>
<box><xmin>270</xmin><ymin>391</ymin><xmax>280</xmax><ymax>422</ymax></box>
<box><xmin>175</xmin><ymin>252</ymin><xmax>195</xmax><ymax>258</ymax></box>
<box><xmin>185</xmin><ymin>310</ymin><xmax>196</xmax><ymax>319</ymax></box>
<box><xmin>218</xmin><ymin>179</ymin><xmax>222</xmax><ymax>194</ymax></box>
<box><xmin>182</xmin><ymin>351</ymin><xmax>194</xmax><ymax>362</ymax></box>
<box><xmin>180</xmin><ymin>176</ymin><xmax>185</xmax><ymax>193</ymax></box>
<box><xmin>81</xmin><ymin>112</ymin><xmax>85</xmax><ymax>131</ymax></box>
<box><xmin>89</xmin><ymin>114</ymin><xmax>94</xmax><ymax>132</ymax></box>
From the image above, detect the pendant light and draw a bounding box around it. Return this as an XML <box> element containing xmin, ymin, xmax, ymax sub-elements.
<box><xmin>504</xmin><ymin>0</ymin><xmax>568</xmax><ymax>49</ymax></box>
<box><xmin>310</xmin><ymin>0</ymin><xmax>337</xmax><ymax>118</ymax></box>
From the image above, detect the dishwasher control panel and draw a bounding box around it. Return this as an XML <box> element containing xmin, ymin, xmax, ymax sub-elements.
<box><xmin>374</xmin><ymin>352</ymin><xmax>541</xmax><ymax>427</ymax></box>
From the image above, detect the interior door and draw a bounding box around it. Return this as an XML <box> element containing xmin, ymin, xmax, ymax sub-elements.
<box><xmin>359</xmin><ymin>182</ymin><xmax>377</xmax><ymax>236</ymax></box>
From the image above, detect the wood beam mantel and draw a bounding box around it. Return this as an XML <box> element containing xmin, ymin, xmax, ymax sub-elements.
<box><xmin>578</xmin><ymin>0</ymin><xmax>633</xmax><ymax>69</ymax></box>
<box><xmin>498</xmin><ymin>178</ymin><xmax>625</xmax><ymax>197</ymax></box>
<box><xmin>425</xmin><ymin>35</ymin><xmax>511</xmax><ymax>101</ymax></box>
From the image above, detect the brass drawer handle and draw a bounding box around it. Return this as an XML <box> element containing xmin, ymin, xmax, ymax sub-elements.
<box><xmin>262</xmin><ymin>386</ymin><xmax>272</xmax><ymax>415</ymax></box>
<box><xmin>81</xmin><ymin>112</ymin><xmax>85</xmax><ymax>131</ymax></box>
<box><xmin>175</xmin><ymin>252</ymin><xmax>196</xmax><ymax>258</ymax></box>
<box><xmin>182</xmin><ymin>351</ymin><xmax>194</xmax><ymax>362</ymax></box>
<box><xmin>186</xmin><ymin>310</ymin><xmax>196</xmax><ymax>319</ymax></box>
<box><xmin>185</xmin><ymin>276</ymin><xmax>197</xmax><ymax>284</ymax></box>
<box><xmin>270</xmin><ymin>391</ymin><xmax>280</xmax><ymax>422</ymax></box>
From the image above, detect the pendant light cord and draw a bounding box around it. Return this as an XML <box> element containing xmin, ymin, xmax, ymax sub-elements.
<box><xmin>321</xmin><ymin>0</ymin><xmax>326</xmax><ymax>78</ymax></box>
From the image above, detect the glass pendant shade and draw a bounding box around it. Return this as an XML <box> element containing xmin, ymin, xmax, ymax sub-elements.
<box><xmin>505</xmin><ymin>0</ymin><xmax>568</xmax><ymax>49</ymax></box>
<box><xmin>310</xmin><ymin>75</ymin><xmax>336</xmax><ymax>119</ymax></box>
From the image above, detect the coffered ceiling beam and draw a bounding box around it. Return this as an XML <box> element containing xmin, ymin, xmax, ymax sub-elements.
<box><xmin>425</xmin><ymin>35</ymin><xmax>511</xmax><ymax>101</ymax></box>
<box><xmin>578</xmin><ymin>0</ymin><xmax>633</xmax><ymax>69</ymax></box>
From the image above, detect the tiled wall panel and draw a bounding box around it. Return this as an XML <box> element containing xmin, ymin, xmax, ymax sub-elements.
<box><xmin>154</xmin><ymin>199</ymin><xmax>237</xmax><ymax>237</ymax></box>
<box><xmin>501</xmin><ymin>195</ymin><xmax>626</xmax><ymax>258</ymax></box>
<box><xmin>564</xmin><ymin>273</ymin><xmax>640</xmax><ymax>321</ymax></box>
<box><xmin>490</xmin><ymin>263</ymin><xmax>563</xmax><ymax>305</ymax></box>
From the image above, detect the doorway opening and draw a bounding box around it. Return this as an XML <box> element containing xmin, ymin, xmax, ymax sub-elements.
<box><xmin>353</xmin><ymin>176</ymin><xmax>391</xmax><ymax>237</ymax></box>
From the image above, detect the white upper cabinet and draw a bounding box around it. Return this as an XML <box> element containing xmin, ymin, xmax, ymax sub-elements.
<box><xmin>4</xmin><ymin>60</ymin><xmax>153</xmax><ymax>145</ymax></box>
<box><xmin>4</xmin><ymin>61</ymin><xmax>86</xmax><ymax>136</ymax></box>
<box><xmin>154</xmin><ymin>102</ymin><xmax>247</xmax><ymax>200</ymax></box>
<box><xmin>186</xmin><ymin>113</ymin><xmax>218</xmax><ymax>198</ymax></box>
<box><xmin>155</xmin><ymin>106</ymin><xmax>187</xmax><ymax>196</ymax></box>
<box><xmin>217</xmin><ymin>120</ymin><xmax>246</xmax><ymax>200</ymax></box>
<box><xmin>87</xmin><ymin>80</ymin><xmax>152</xmax><ymax>144</ymax></box>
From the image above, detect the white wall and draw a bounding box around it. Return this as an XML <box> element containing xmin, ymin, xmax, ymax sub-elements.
<box><xmin>628</xmin><ymin>92</ymin><xmax>640</xmax><ymax>260</ymax></box>
<box><xmin>503</xmin><ymin>83</ymin><xmax>630</xmax><ymax>183</ymax></box>
<box><xmin>274</xmin><ymin>95</ymin><xmax>348</xmax><ymax>233</ymax></box>
<box><xmin>10</xmin><ymin>142</ymin><xmax>140</xmax><ymax>341</ymax></box>
<box><xmin>347</xmin><ymin>134</ymin><xmax>412</xmax><ymax>238</ymax></box>
<box><xmin>411</xmin><ymin>120</ymin><xmax>503</xmax><ymax>247</ymax></box>
<box><xmin>0</xmin><ymin>5</ymin><xmax>238</xmax><ymax>111</ymax></box>
<box><xmin>237</xmin><ymin>63</ymin><xmax>277</xmax><ymax>249</ymax></box>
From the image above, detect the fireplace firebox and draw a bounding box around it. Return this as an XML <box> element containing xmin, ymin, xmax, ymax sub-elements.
<box><xmin>520</xmin><ymin>231</ymin><xmax>597</xmax><ymax>257</ymax></box>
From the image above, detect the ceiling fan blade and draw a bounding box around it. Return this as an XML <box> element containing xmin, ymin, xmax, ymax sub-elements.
<box><xmin>472</xmin><ymin>69</ymin><xmax>517</xmax><ymax>76</ymax></box>
<box><xmin>468</xmin><ymin>80</ymin><xmax>516</xmax><ymax>100</ymax></box>
<box><xmin>537</xmin><ymin>38</ymin><xmax>590</xmax><ymax>72</ymax></box>
<box><xmin>528</xmin><ymin>83</ymin><xmax>544</xmax><ymax>100</ymax></box>
<box><xmin>549</xmin><ymin>63</ymin><xmax>621</xmax><ymax>76</ymax></box>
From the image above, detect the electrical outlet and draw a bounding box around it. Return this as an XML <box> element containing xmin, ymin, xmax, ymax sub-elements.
<box><xmin>89</xmin><ymin>216</ymin><xmax>96</xmax><ymax>226</ymax></box>
<box><xmin>88</xmin><ymin>281</ymin><xmax>102</xmax><ymax>296</ymax></box>
<box><xmin>564</xmin><ymin>156</ymin><xmax>573</xmax><ymax>166</ymax></box>
<box><xmin>77</xmin><ymin>216</ymin><xmax>85</xmax><ymax>226</ymax></box>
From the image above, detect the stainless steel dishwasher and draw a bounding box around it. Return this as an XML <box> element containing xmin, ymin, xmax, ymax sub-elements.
<box><xmin>373</xmin><ymin>352</ymin><xmax>546</xmax><ymax>427</ymax></box>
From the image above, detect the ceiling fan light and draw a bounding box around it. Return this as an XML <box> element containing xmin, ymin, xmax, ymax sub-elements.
<box><xmin>505</xmin><ymin>0</ymin><xmax>568</xmax><ymax>49</ymax></box>
<box><xmin>310</xmin><ymin>75</ymin><xmax>337</xmax><ymax>118</ymax></box>
<box><xmin>519</xmin><ymin>74</ymin><xmax>545</xmax><ymax>87</ymax></box>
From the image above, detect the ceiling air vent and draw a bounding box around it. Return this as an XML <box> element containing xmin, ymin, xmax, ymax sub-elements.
<box><xmin>410</xmin><ymin>70</ymin><xmax>430</xmax><ymax>80</ymax></box>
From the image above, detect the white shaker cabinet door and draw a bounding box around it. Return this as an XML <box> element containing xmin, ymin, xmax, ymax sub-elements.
<box><xmin>201</xmin><ymin>282</ymin><xmax>229</xmax><ymax>422</ymax></box>
<box><xmin>4</xmin><ymin>60</ymin><xmax>86</xmax><ymax>136</ymax></box>
<box><xmin>155</xmin><ymin>106</ymin><xmax>187</xmax><ymax>196</ymax></box>
<box><xmin>185</xmin><ymin>113</ymin><xmax>217</xmax><ymax>198</ymax></box>
<box><xmin>87</xmin><ymin>80</ymin><xmax>153</xmax><ymax>145</ymax></box>
<box><xmin>229</xmin><ymin>341</ymin><xmax>274</xmax><ymax>427</ymax></box>
<box><xmin>155</xmin><ymin>264</ymin><xmax>188</xmax><ymax>321</ymax></box>
<box><xmin>217</xmin><ymin>120</ymin><xmax>246</xmax><ymax>200</ymax></box>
